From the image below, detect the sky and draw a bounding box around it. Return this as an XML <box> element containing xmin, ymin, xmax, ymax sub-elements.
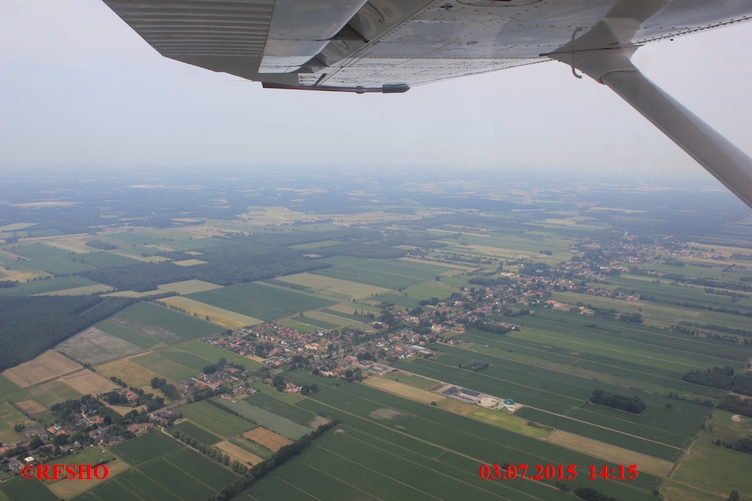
<box><xmin>1</xmin><ymin>0</ymin><xmax>751</xmax><ymax>185</ymax></box>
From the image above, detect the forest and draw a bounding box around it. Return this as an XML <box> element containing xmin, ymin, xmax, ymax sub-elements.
<box><xmin>682</xmin><ymin>366</ymin><xmax>735</xmax><ymax>390</ymax></box>
<box><xmin>0</xmin><ymin>295</ymin><xmax>136</xmax><ymax>371</ymax></box>
<box><xmin>682</xmin><ymin>366</ymin><xmax>752</xmax><ymax>395</ymax></box>
<box><xmin>718</xmin><ymin>395</ymin><xmax>752</xmax><ymax>418</ymax></box>
<box><xmin>589</xmin><ymin>389</ymin><xmax>646</xmax><ymax>414</ymax></box>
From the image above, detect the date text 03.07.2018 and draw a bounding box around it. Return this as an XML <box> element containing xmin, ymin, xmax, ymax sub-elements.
<box><xmin>478</xmin><ymin>464</ymin><xmax>638</xmax><ymax>481</ymax></box>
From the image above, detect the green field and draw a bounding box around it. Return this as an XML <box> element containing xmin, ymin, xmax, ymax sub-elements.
<box><xmin>130</xmin><ymin>352</ymin><xmax>196</xmax><ymax>382</ymax></box>
<box><xmin>278</xmin><ymin>318</ymin><xmax>319</xmax><ymax>333</ymax></box>
<box><xmin>27</xmin><ymin>380</ymin><xmax>82</xmax><ymax>408</ymax></box>
<box><xmin>164</xmin><ymin>448</ymin><xmax>239</xmax><ymax>489</ymax></box>
<box><xmin>0</xmin><ymin>276</ymin><xmax>103</xmax><ymax>297</ymax></box>
<box><xmin>0</xmin><ymin>403</ymin><xmax>29</xmax><ymax>443</ymax></box>
<box><xmin>456</xmin><ymin>329</ymin><xmax>727</xmax><ymax>396</ymax></box>
<box><xmin>229</xmin><ymin>435</ymin><xmax>273</xmax><ymax>460</ymax></box>
<box><xmin>110</xmin><ymin>431</ymin><xmax>182</xmax><ymax>465</ymax></box>
<box><xmin>214</xmin><ymin>398</ymin><xmax>312</xmax><ymax>440</ymax></box>
<box><xmin>276</xmin><ymin>272</ymin><xmax>388</xmax><ymax>299</ymax></box>
<box><xmin>159</xmin><ymin>350</ymin><xmax>213</xmax><ymax>372</ymax></box>
<box><xmin>290</xmin><ymin>313</ymin><xmax>339</xmax><ymax>330</ymax></box>
<box><xmin>175</xmin><ymin>340</ymin><xmax>262</xmax><ymax>369</ymax></box>
<box><xmin>403</xmin><ymin>280</ymin><xmax>455</xmax><ymax>300</ymax></box>
<box><xmin>96</xmin><ymin>320</ymin><xmax>161</xmax><ymax>349</ymax></box>
<box><xmin>370</xmin><ymin>292</ymin><xmax>424</xmax><ymax>309</ymax></box>
<box><xmin>0</xmin><ymin>376</ymin><xmax>21</xmax><ymax>400</ymax></box>
<box><xmin>178</xmin><ymin>401</ymin><xmax>254</xmax><ymax>437</ymax></box>
<box><xmin>392</xmin><ymin>341</ymin><xmax>707</xmax><ymax>455</ymax></box>
<box><xmin>313</xmin><ymin>258</ymin><xmax>450</xmax><ymax>289</ymax></box>
<box><xmin>10</xmin><ymin>256</ymin><xmax>96</xmax><ymax>275</ymax></box>
<box><xmin>113</xmin><ymin>302</ymin><xmax>224</xmax><ymax>341</ymax></box>
<box><xmin>0</xmin><ymin>477</ymin><xmax>57</xmax><ymax>501</ymax></box>
<box><xmin>168</xmin><ymin>421</ymin><xmax>222</xmax><ymax>445</ymax></box>
<box><xmin>187</xmin><ymin>282</ymin><xmax>336</xmax><ymax>321</ymax></box>
<box><xmin>101</xmin><ymin>232</ymin><xmax>171</xmax><ymax>247</ymax></box>
<box><xmin>238</xmin><ymin>370</ymin><xmax>659</xmax><ymax>500</ymax></box>
<box><xmin>239</xmin><ymin>393</ymin><xmax>316</xmax><ymax>426</ymax></box>
<box><xmin>9</xmin><ymin>243</ymin><xmax>70</xmax><ymax>259</ymax></box>
<box><xmin>457</xmin><ymin>336</ymin><xmax>713</xmax><ymax>398</ymax></box>
<box><xmin>76</xmin><ymin>251</ymin><xmax>141</xmax><ymax>268</ymax></box>
<box><xmin>81</xmin><ymin>447</ymin><xmax>239</xmax><ymax>501</ymax></box>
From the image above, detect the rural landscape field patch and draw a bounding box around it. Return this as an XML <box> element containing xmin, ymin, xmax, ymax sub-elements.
<box><xmin>2</xmin><ymin>350</ymin><xmax>81</xmax><ymax>388</ymax></box>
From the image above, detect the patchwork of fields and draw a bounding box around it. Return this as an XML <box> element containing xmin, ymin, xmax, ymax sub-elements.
<box><xmin>3</xmin><ymin>218</ymin><xmax>752</xmax><ymax>501</ymax></box>
<box><xmin>186</xmin><ymin>282</ymin><xmax>337</xmax><ymax>321</ymax></box>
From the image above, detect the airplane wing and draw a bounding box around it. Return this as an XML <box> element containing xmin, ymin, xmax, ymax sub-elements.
<box><xmin>102</xmin><ymin>0</ymin><xmax>752</xmax><ymax>207</ymax></box>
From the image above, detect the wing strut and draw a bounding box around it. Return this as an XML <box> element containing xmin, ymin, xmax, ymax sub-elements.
<box><xmin>552</xmin><ymin>48</ymin><xmax>752</xmax><ymax>209</ymax></box>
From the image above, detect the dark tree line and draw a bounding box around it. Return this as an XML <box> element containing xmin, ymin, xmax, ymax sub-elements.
<box><xmin>470</xmin><ymin>320</ymin><xmax>511</xmax><ymax>335</ymax></box>
<box><xmin>589</xmin><ymin>390</ymin><xmax>646</xmax><ymax>414</ymax></box>
<box><xmin>574</xmin><ymin>487</ymin><xmax>622</xmax><ymax>501</ymax></box>
<box><xmin>172</xmin><ymin>429</ymin><xmax>230</xmax><ymax>466</ymax></box>
<box><xmin>0</xmin><ymin>295</ymin><xmax>137</xmax><ymax>371</ymax></box>
<box><xmin>150</xmin><ymin>377</ymin><xmax>179</xmax><ymax>400</ymax></box>
<box><xmin>208</xmin><ymin>419</ymin><xmax>340</xmax><ymax>501</ymax></box>
<box><xmin>682</xmin><ymin>367</ymin><xmax>752</xmax><ymax>396</ymax></box>
<box><xmin>718</xmin><ymin>395</ymin><xmax>752</xmax><ymax>417</ymax></box>
<box><xmin>203</xmin><ymin>357</ymin><xmax>245</xmax><ymax>375</ymax></box>
<box><xmin>713</xmin><ymin>438</ymin><xmax>752</xmax><ymax>455</ymax></box>
<box><xmin>86</xmin><ymin>239</ymin><xmax>117</xmax><ymax>250</ymax></box>
<box><xmin>81</xmin><ymin>255</ymin><xmax>329</xmax><ymax>292</ymax></box>
<box><xmin>81</xmin><ymin>229</ymin><xmax>440</xmax><ymax>292</ymax></box>
<box><xmin>682</xmin><ymin>366</ymin><xmax>735</xmax><ymax>390</ymax></box>
<box><xmin>574</xmin><ymin>302</ymin><xmax>643</xmax><ymax>324</ymax></box>
<box><xmin>468</xmin><ymin>277</ymin><xmax>511</xmax><ymax>287</ymax></box>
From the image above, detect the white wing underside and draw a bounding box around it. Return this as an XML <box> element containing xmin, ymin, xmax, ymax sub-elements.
<box><xmin>103</xmin><ymin>0</ymin><xmax>752</xmax><ymax>208</ymax></box>
<box><xmin>102</xmin><ymin>0</ymin><xmax>752</xmax><ymax>90</ymax></box>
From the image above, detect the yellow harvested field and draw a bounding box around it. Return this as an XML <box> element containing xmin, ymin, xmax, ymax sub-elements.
<box><xmin>171</xmin><ymin>259</ymin><xmax>207</xmax><ymax>266</ymax></box>
<box><xmin>436</xmin><ymin>398</ymin><xmax>550</xmax><ymax>439</ymax></box>
<box><xmin>243</xmin><ymin>428</ymin><xmax>293</xmax><ymax>452</ymax></box>
<box><xmin>2</xmin><ymin>350</ymin><xmax>82</xmax><ymax>388</ymax></box>
<box><xmin>361</xmin><ymin>376</ymin><xmax>444</xmax><ymax>405</ymax></box>
<box><xmin>427</xmin><ymin>227</ymin><xmax>491</xmax><ymax>237</ymax></box>
<box><xmin>3</xmin><ymin>269</ymin><xmax>52</xmax><ymax>282</ymax></box>
<box><xmin>398</xmin><ymin>257</ymin><xmax>476</xmax><ymax>271</ymax></box>
<box><xmin>215</xmin><ymin>440</ymin><xmax>263</xmax><ymax>466</ymax></box>
<box><xmin>304</xmin><ymin>310</ymin><xmax>366</xmax><ymax>328</ymax></box>
<box><xmin>95</xmin><ymin>358</ymin><xmax>162</xmax><ymax>392</ymax></box>
<box><xmin>48</xmin><ymin>458</ymin><xmax>129</xmax><ymax>499</ymax></box>
<box><xmin>0</xmin><ymin>402</ymin><xmax>30</xmax><ymax>442</ymax></box>
<box><xmin>157</xmin><ymin>279</ymin><xmax>223</xmax><ymax>294</ymax></box>
<box><xmin>44</xmin><ymin>241</ymin><xmax>91</xmax><ymax>253</ymax></box>
<box><xmin>277</xmin><ymin>273</ymin><xmax>389</xmax><ymax>298</ymax></box>
<box><xmin>60</xmin><ymin>369</ymin><xmax>118</xmax><ymax>395</ymax></box>
<box><xmin>103</xmin><ymin>290</ymin><xmax>163</xmax><ymax>298</ymax></box>
<box><xmin>10</xmin><ymin>201</ymin><xmax>77</xmax><ymax>207</ymax></box>
<box><xmin>106</xmin><ymin>403</ymin><xmax>147</xmax><ymax>416</ymax></box>
<box><xmin>546</xmin><ymin>430</ymin><xmax>674</xmax><ymax>477</ymax></box>
<box><xmin>158</xmin><ymin>296</ymin><xmax>261</xmax><ymax>329</ymax></box>
<box><xmin>42</xmin><ymin>284</ymin><xmax>114</xmax><ymax>296</ymax></box>
<box><xmin>15</xmin><ymin>399</ymin><xmax>47</xmax><ymax>416</ymax></box>
<box><xmin>109</xmin><ymin>249</ymin><xmax>170</xmax><ymax>263</ymax></box>
<box><xmin>465</xmin><ymin>244</ymin><xmax>537</xmax><ymax>259</ymax></box>
<box><xmin>0</xmin><ymin>223</ymin><xmax>37</xmax><ymax>231</ymax></box>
